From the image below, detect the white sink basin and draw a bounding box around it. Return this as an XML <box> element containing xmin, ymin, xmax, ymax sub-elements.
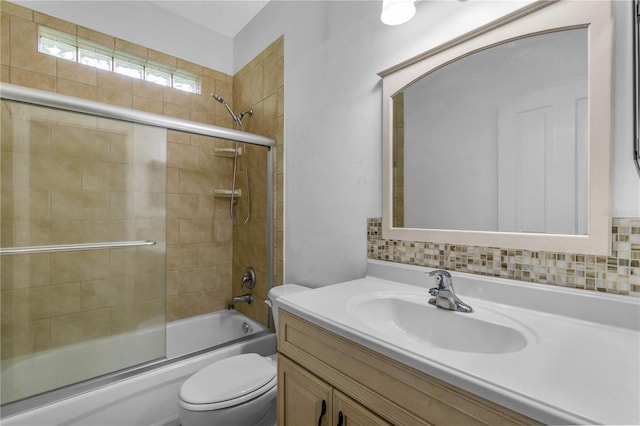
<box><xmin>349</xmin><ymin>292</ymin><xmax>531</xmax><ymax>354</ymax></box>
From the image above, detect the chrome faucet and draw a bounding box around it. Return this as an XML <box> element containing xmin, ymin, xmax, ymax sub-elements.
<box><xmin>232</xmin><ymin>294</ymin><xmax>253</xmax><ymax>305</ymax></box>
<box><xmin>427</xmin><ymin>270</ymin><xmax>473</xmax><ymax>313</ymax></box>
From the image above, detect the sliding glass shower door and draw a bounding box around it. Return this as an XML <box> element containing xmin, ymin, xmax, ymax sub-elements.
<box><xmin>0</xmin><ymin>100</ymin><xmax>167</xmax><ymax>404</ymax></box>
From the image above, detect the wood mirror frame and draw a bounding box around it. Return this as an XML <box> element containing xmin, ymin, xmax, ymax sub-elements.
<box><xmin>379</xmin><ymin>0</ymin><xmax>614</xmax><ymax>255</ymax></box>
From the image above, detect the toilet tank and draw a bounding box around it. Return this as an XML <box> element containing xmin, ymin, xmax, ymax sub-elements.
<box><xmin>266</xmin><ymin>284</ymin><xmax>309</xmax><ymax>332</ymax></box>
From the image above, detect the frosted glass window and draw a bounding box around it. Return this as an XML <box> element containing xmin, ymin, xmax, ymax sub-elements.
<box><xmin>39</xmin><ymin>36</ymin><xmax>76</xmax><ymax>61</ymax></box>
<box><xmin>145</xmin><ymin>68</ymin><xmax>172</xmax><ymax>87</ymax></box>
<box><xmin>79</xmin><ymin>48</ymin><xmax>112</xmax><ymax>71</ymax></box>
<box><xmin>115</xmin><ymin>58</ymin><xmax>143</xmax><ymax>79</ymax></box>
<box><xmin>173</xmin><ymin>74</ymin><xmax>199</xmax><ymax>93</ymax></box>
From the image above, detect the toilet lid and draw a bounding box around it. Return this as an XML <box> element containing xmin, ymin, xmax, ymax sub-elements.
<box><xmin>179</xmin><ymin>353</ymin><xmax>276</xmax><ymax>407</ymax></box>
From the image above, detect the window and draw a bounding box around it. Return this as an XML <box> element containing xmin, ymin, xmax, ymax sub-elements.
<box><xmin>78</xmin><ymin>47</ymin><xmax>112</xmax><ymax>71</ymax></box>
<box><xmin>39</xmin><ymin>33</ymin><xmax>76</xmax><ymax>61</ymax></box>
<box><xmin>38</xmin><ymin>27</ymin><xmax>201</xmax><ymax>94</ymax></box>
<box><xmin>145</xmin><ymin>67</ymin><xmax>172</xmax><ymax>87</ymax></box>
<box><xmin>114</xmin><ymin>58</ymin><xmax>144</xmax><ymax>79</ymax></box>
<box><xmin>173</xmin><ymin>73</ymin><xmax>199</xmax><ymax>93</ymax></box>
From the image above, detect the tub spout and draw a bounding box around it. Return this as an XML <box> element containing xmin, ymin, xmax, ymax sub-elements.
<box><xmin>232</xmin><ymin>294</ymin><xmax>253</xmax><ymax>305</ymax></box>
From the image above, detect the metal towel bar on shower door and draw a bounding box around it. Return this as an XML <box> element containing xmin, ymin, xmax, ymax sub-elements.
<box><xmin>0</xmin><ymin>240</ymin><xmax>157</xmax><ymax>255</ymax></box>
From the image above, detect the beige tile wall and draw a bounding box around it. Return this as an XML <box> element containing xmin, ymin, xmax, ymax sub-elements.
<box><xmin>230</xmin><ymin>37</ymin><xmax>284</xmax><ymax>324</ymax></box>
<box><xmin>1</xmin><ymin>1</ymin><xmax>284</xmax><ymax>331</ymax></box>
<box><xmin>166</xmin><ymin>131</ymin><xmax>239</xmax><ymax>320</ymax></box>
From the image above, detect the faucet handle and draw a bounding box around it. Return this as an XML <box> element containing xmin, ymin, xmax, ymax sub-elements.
<box><xmin>428</xmin><ymin>270</ymin><xmax>453</xmax><ymax>290</ymax></box>
<box><xmin>428</xmin><ymin>269</ymin><xmax>452</xmax><ymax>278</ymax></box>
<box><xmin>241</xmin><ymin>267</ymin><xmax>256</xmax><ymax>289</ymax></box>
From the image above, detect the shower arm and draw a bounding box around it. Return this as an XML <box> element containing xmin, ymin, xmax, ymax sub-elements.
<box><xmin>223</xmin><ymin>101</ymin><xmax>240</xmax><ymax>124</ymax></box>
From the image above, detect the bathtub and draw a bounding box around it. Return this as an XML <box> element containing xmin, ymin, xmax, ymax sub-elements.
<box><xmin>1</xmin><ymin>309</ymin><xmax>277</xmax><ymax>426</ymax></box>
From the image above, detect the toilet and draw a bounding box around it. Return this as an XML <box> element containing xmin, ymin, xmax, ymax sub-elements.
<box><xmin>178</xmin><ymin>284</ymin><xmax>309</xmax><ymax>426</ymax></box>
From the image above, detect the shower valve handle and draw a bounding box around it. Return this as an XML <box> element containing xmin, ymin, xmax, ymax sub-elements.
<box><xmin>241</xmin><ymin>267</ymin><xmax>256</xmax><ymax>289</ymax></box>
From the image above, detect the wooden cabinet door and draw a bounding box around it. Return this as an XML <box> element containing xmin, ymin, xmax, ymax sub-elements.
<box><xmin>278</xmin><ymin>355</ymin><xmax>332</xmax><ymax>426</ymax></box>
<box><xmin>333</xmin><ymin>390</ymin><xmax>392</xmax><ymax>426</ymax></box>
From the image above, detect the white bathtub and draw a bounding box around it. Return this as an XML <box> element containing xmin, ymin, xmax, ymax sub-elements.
<box><xmin>1</xmin><ymin>310</ymin><xmax>277</xmax><ymax>426</ymax></box>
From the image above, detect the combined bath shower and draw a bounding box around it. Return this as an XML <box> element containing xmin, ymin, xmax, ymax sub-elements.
<box><xmin>212</xmin><ymin>92</ymin><xmax>253</xmax><ymax>226</ymax></box>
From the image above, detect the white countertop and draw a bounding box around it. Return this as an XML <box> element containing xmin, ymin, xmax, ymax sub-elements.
<box><xmin>278</xmin><ymin>261</ymin><xmax>640</xmax><ymax>425</ymax></box>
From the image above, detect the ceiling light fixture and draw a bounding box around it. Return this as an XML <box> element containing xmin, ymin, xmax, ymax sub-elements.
<box><xmin>381</xmin><ymin>0</ymin><xmax>416</xmax><ymax>26</ymax></box>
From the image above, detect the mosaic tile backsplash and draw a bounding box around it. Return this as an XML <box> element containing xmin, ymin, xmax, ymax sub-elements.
<box><xmin>368</xmin><ymin>217</ymin><xmax>640</xmax><ymax>297</ymax></box>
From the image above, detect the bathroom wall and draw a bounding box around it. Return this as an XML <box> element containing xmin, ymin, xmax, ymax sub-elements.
<box><xmin>235</xmin><ymin>0</ymin><xmax>545</xmax><ymax>286</ymax></box>
<box><xmin>0</xmin><ymin>1</ymin><xmax>284</xmax><ymax>328</ymax></box>
<box><xmin>236</xmin><ymin>0</ymin><xmax>638</xmax><ymax>291</ymax></box>
<box><xmin>230</xmin><ymin>37</ymin><xmax>284</xmax><ymax>322</ymax></box>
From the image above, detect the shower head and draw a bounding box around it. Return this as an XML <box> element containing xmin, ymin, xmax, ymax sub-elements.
<box><xmin>211</xmin><ymin>92</ymin><xmax>225</xmax><ymax>104</ymax></box>
<box><xmin>211</xmin><ymin>93</ymin><xmax>253</xmax><ymax>125</ymax></box>
<box><xmin>212</xmin><ymin>92</ymin><xmax>238</xmax><ymax>123</ymax></box>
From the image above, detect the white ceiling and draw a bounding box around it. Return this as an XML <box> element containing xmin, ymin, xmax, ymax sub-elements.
<box><xmin>147</xmin><ymin>0</ymin><xmax>271</xmax><ymax>38</ymax></box>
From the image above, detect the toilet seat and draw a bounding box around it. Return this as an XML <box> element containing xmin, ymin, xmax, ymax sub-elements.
<box><xmin>179</xmin><ymin>353</ymin><xmax>276</xmax><ymax>412</ymax></box>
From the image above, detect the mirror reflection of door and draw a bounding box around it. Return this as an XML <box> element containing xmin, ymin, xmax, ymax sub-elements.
<box><xmin>497</xmin><ymin>80</ymin><xmax>588</xmax><ymax>235</ymax></box>
<box><xmin>398</xmin><ymin>28</ymin><xmax>588</xmax><ymax>234</ymax></box>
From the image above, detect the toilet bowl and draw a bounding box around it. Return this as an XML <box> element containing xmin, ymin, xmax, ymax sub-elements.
<box><xmin>178</xmin><ymin>284</ymin><xmax>309</xmax><ymax>426</ymax></box>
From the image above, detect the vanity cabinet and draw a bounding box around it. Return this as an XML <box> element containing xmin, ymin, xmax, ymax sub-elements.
<box><xmin>277</xmin><ymin>310</ymin><xmax>538</xmax><ymax>426</ymax></box>
<box><xmin>278</xmin><ymin>355</ymin><xmax>389</xmax><ymax>426</ymax></box>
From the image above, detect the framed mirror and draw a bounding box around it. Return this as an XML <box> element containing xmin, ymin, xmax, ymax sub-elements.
<box><xmin>380</xmin><ymin>0</ymin><xmax>614</xmax><ymax>255</ymax></box>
